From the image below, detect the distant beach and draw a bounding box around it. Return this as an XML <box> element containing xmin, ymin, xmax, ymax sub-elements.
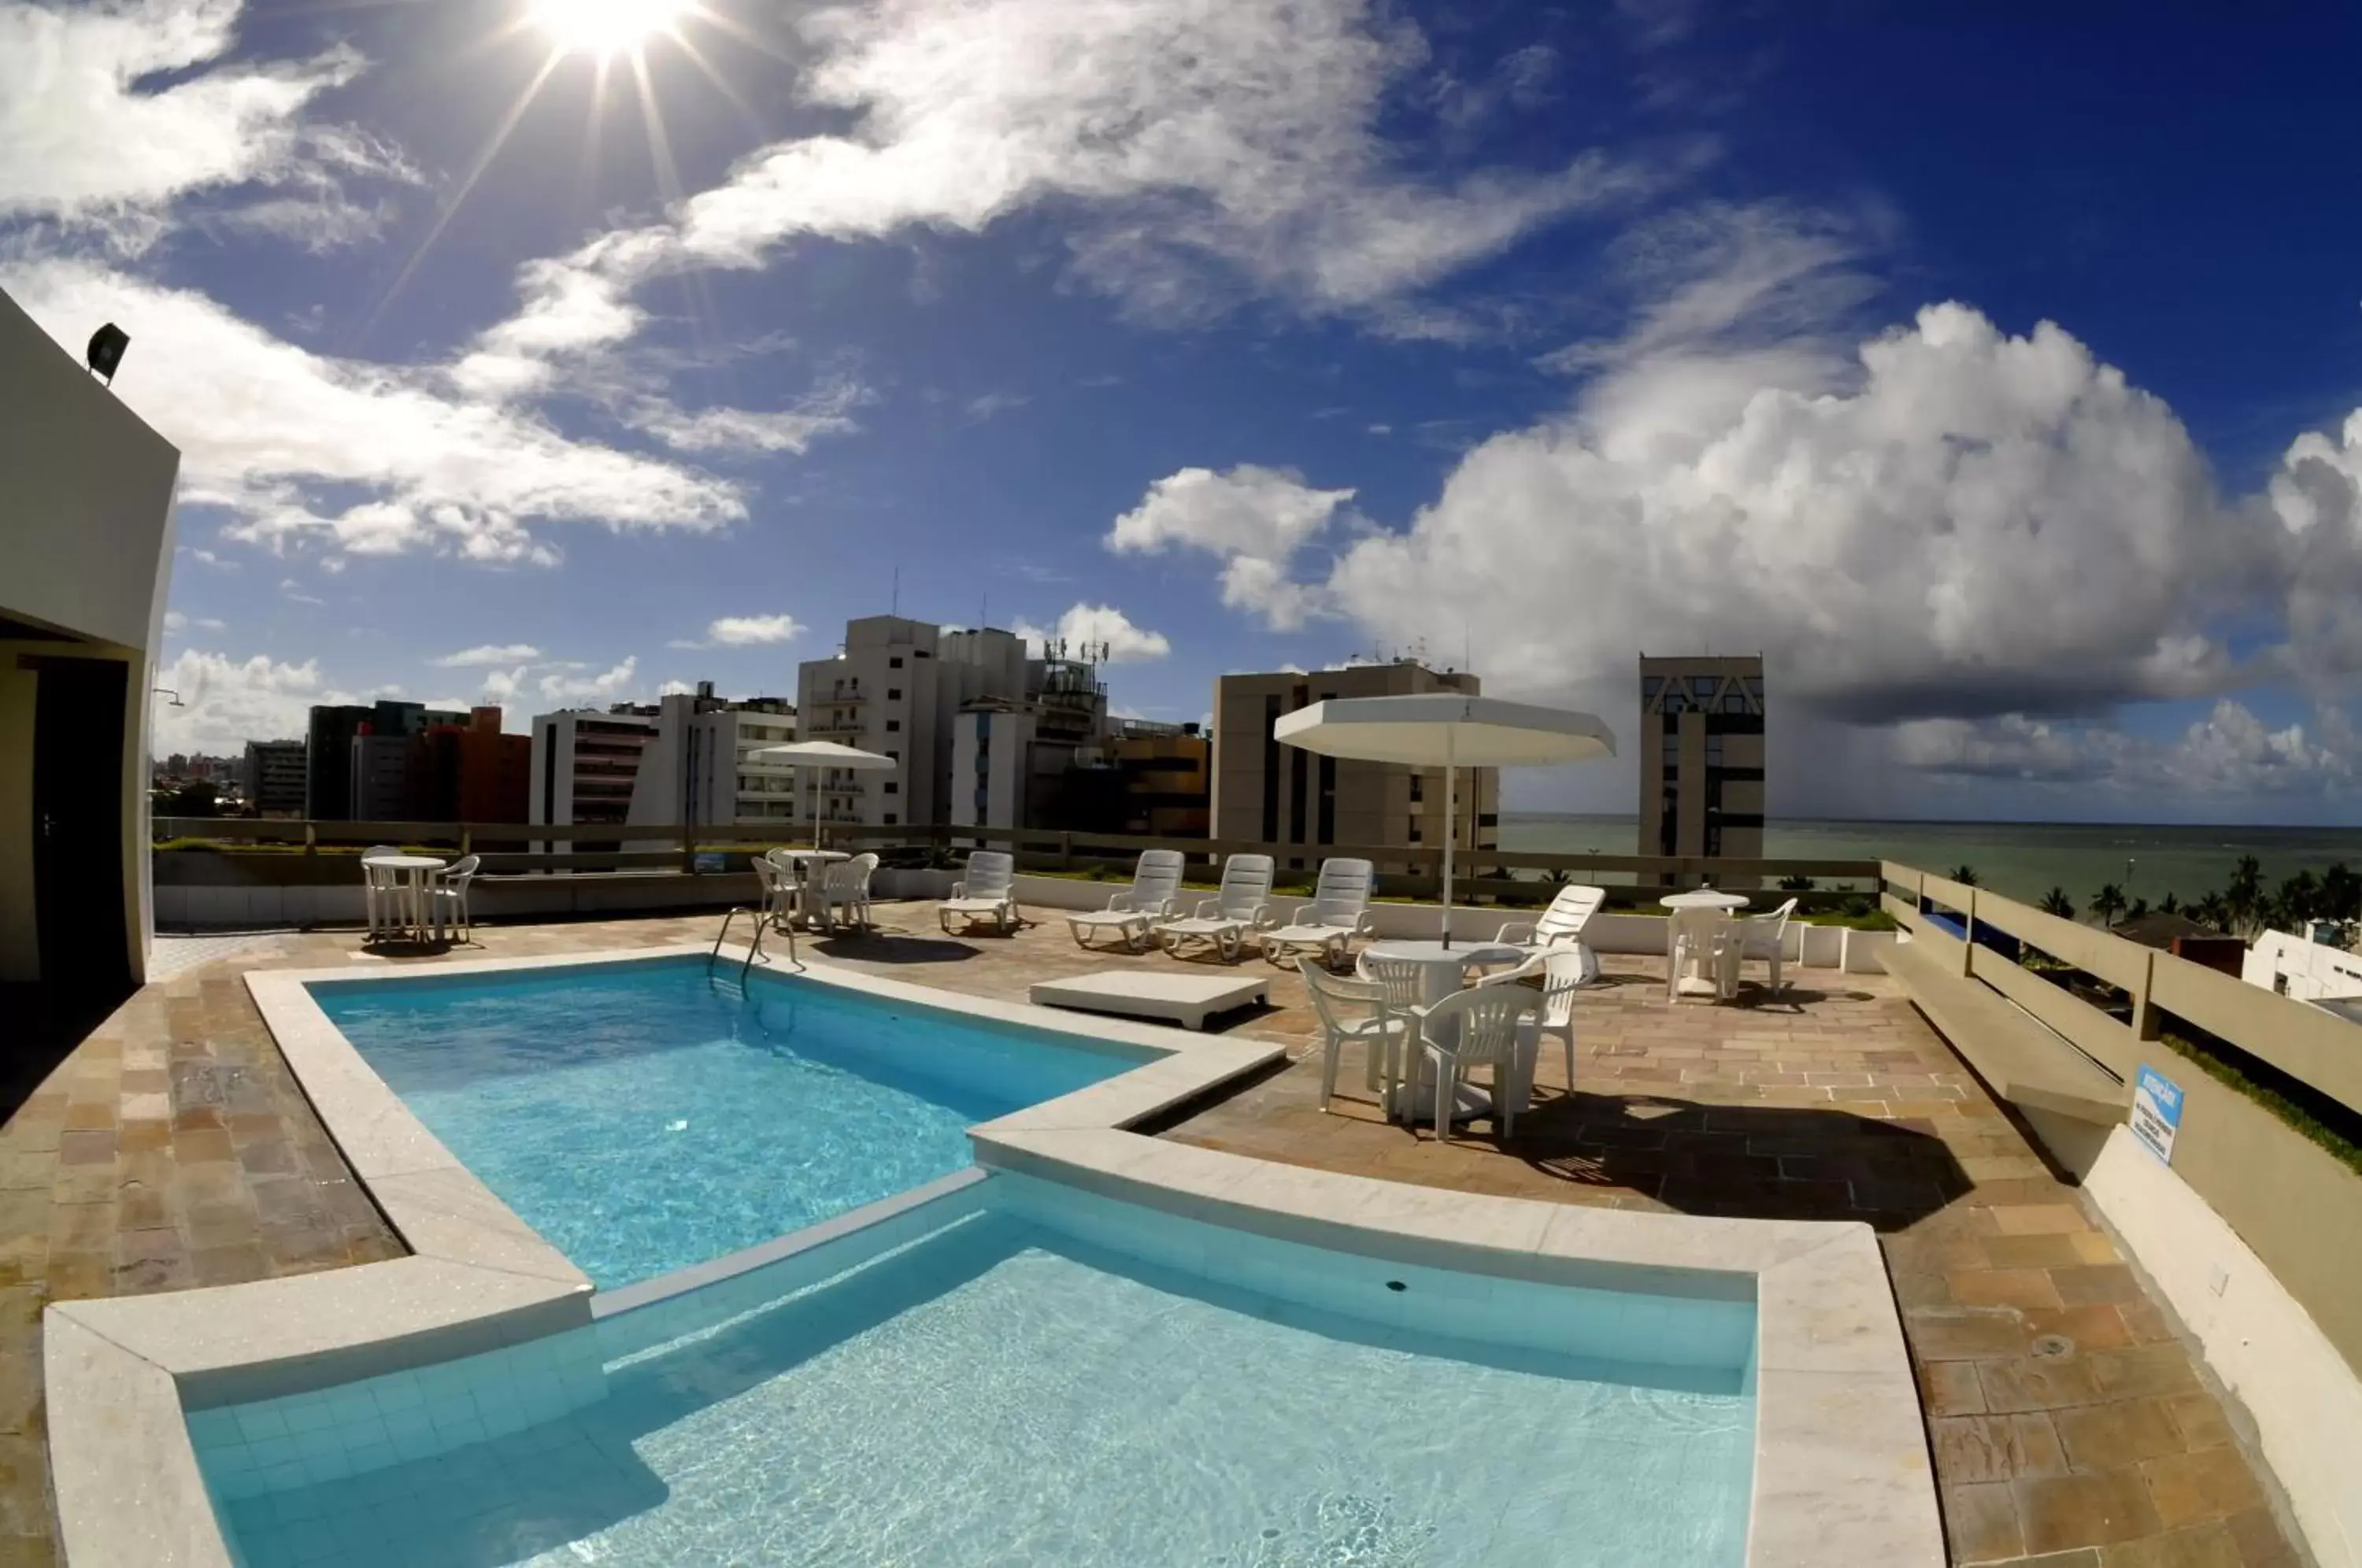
<box><xmin>1497</xmin><ymin>815</ymin><xmax>2362</xmax><ymax>910</ymax></box>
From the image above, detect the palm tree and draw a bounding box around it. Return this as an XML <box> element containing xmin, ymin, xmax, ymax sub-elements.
<box><xmin>2279</xmin><ymin>869</ymin><xmax>2325</xmax><ymax>926</ymax></box>
<box><xmin>2192</xmin><ymin>891</ymin><xmax>2230</xmax><ymax>932</ymax></box>
<box><xmin>2324</xmin><ymin>862</ymin><xmax>2362</xmax><ymax>925</ymax></box>
<box><xmin>1948</xmin><ymin>864</ymin><xmax>1979</xmax><ymax>886</ymax></box>
<box><xmin>2159</xmin><ymin>891</ymin><xmax>2181</xmax><ymax>915</ymax></box>
<box><xmin>2038</xmin><ymin>887</ymin><xmax>2075</xmax><ymax>919</ymax></box>
<box><xmin>2089</xmin><ymin>883</ymin><xmax>2128</xmax><ymax>926</ymax></box>
<box><xmin>2126</xmin><ymin>896</ymin><xmax>2149</xmax><ymax>921</ymax></box>
<box><xmin>2226</xmin><ymin>856</ymin><xmax>2264</xmax><ymax>934</ymax></box>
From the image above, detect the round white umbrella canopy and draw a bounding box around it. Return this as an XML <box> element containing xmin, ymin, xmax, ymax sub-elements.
<box><xmin>1274</xmin><ymin>694</ymin><xmax>1616</xmax><ymax>943</ymax></box>
<box><xmin>750</xmin><ymin>741</ymin><xmax>898</xmax><ymax>843</ymax></box>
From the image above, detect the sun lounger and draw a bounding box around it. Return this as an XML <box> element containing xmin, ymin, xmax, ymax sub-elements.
<box><xmin>1065</xmin><ymin>850</ymin><xmax>1187</xmax><ymax>952</ymax></box>
<box><xmin>1153</xmin><ymin>853</ymin><xmax>1275</xmax><ymax>962</ymax></box>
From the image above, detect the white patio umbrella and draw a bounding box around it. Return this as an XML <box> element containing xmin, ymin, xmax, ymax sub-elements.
<box><xmin>1274</xmin><ymin>693</ymin><xmax>1616</xmax><ymax>946</ymax></box>
<box><xmin>749</xmin><ymin>741</ymin><xmax>898</xmax><ymax>845</ymax></box>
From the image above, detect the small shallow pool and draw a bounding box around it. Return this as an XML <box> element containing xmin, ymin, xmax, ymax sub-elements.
<box><xmin>191</xmin><ymin>1174</ymin><xmax>1757</xmax><ymax>1567</ymax></box>
<box><xmin>311</xmin><ymin>958</ymin><xmax>1152</xmax><ymax>1287</ymax></box>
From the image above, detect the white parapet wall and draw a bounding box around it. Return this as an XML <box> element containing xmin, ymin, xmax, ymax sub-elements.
<box><xmin>2083</xmin><ymin>1125</ymin><xmax>2362</xmax><ymax>1566</ymax></box>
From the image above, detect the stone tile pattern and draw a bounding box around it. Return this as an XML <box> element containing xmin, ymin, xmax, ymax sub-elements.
<box><xmin>0</xmin><ymin>906</ymin><xmax>2305</xmax><ymax>1567</ymax></box>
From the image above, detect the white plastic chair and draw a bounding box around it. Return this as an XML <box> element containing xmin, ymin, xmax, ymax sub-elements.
<box><xmin>1666</xmin><ymin>908</ymin><xmax>1739</xmax><ymax>1002</ymax></box>
<box><xmin>815</xmin><ymin>854</ymin><xmax>876</xmax><ymax>930</ymax></box>
<box><xmin>847</xmin><ymin>852</ymin><xmax>879</xmax><ymax>927</ymax></box>
<box><xmin>426</xmin><ymin>853</ymin><xmax>479</xmax><ymax>943</ymax></box>
<box><xmin>941</xmin><ymin>850</ymin><xmax>1020</xmax><ymax>934</ymax></box>
<box><xmin>1416</xmin><ymin>986</ymin><xmax>1539</xmax><ymax>1143</ymax></box>
<box><xmin>1740</xmin><ymin>897</ymin><xmax>1798</xmax><ymax>997</ymax></box>
<box><xmin>1480</xmin><ymin>946</ymin><xmax>1587</xmax><ymax>1103</ymax></box>
<box><xmin>1259</xmin><ymin>858</ymin><xmax>1377</xmax><ymax>967</ymax></box>
<box><xmin>752</xmin><ymin>856</ymin><xmax>796</xmax><ymax>933</ymax></box>
<box><xmin>1153</xmin><ymin>854</ymin><xmax>1275</xmax><ymax>961</ymax></box>
<box><xmin>1494</xmin><ymin>882</ymin><xmax>1605</xmax><ymax>981</ymax></box>
<box><xmin>1298</xmin><ymin>958</ymin><xmax>1409</xmax><ymax>1112</ymax></box>
<box><xmin>1066</xmin><ymin>850</ymin><xmax>1186</xmax><ymax>952</ymax></box>
<box><xmin>1353</xmin><ymin>952</ymin><xmax>1435</xmax><ymax>1117</ymax></box>
<box><xmin>360</xmin><ymin>845</ymin><xmax>403</xmax><ymax>941</ymax></box>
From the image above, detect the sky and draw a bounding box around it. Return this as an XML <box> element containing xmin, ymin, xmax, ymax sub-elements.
<box><xmin>6</xmin><ymin>0</ymin><xmax>2362</xmax><ymax>823</ymax></box>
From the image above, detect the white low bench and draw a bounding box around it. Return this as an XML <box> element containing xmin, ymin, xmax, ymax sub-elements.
<box><xmin>1028</xmin><ymin>971</ymin><xmax>1269</xmax><ymax>1031</ymax></box>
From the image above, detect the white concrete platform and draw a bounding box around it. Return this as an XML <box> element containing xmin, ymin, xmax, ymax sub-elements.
<box><xmin>1029</xmin><ymin>970</ymin><xmax>1269</xmax><ymax>1030</ymax></box>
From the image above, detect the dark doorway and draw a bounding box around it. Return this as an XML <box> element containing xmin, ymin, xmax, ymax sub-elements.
<box><xmin>30</xmin><ymin>655</ymin><xmax>131</xmax><ymax>1000</ymax></box>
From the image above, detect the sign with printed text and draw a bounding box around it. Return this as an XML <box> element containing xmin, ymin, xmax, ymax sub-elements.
<box><xmin>2131</xmin><ymin>1065</ymin><xmax>2183</xmax><ymax>1165</ymax></box>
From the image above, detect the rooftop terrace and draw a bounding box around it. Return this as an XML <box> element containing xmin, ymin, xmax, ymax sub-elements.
<box><xmin>0</xmin><ymin>904</ymin><xmax>2309</xmax><ymax>1566</ymax></box>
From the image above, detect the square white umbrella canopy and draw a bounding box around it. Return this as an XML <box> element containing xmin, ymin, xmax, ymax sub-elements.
<box><xmin>1273</xmin><ymin>694</ymin><xmax>1616</xmax><ymax>945</ymax></box>
<box><xmin>749</xmin><ymin>741</ymin><xmax>899</xmax><ymax>844</ymax></box>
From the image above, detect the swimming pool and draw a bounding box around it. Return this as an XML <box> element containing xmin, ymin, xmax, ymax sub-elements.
<box><xmin>188</xmin><ymin>1172</ymin><xmax>1758</xmax><ymax>1568</ymax></box>
<box><xmin>310</xmin><ymin>957</ymin><xmax>1154</xmax><ymax>1287</ymax></box>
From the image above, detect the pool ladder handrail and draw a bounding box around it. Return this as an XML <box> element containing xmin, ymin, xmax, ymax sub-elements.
<box><xmin>709</xmin><ymin>904</ymin><xmax>796</xmax><ymax>981</ymax></box>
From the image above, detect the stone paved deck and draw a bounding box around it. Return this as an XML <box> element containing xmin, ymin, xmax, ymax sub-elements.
<box><xmin>0</xmin><ymin>907</ymin><xmax>2308</xmax><ymax>1567</ymax></box>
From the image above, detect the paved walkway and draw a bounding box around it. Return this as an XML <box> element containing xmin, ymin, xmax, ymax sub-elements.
<box><xmin>0</xmin><ymin>908</ymin><xmax>2307</xmax><ymax>1567</ymax></box>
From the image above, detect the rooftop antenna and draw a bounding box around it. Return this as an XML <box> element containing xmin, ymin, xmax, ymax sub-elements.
<box><xmin>890</xmin><ymin>563</ymin><xmax>900</xmax><ymax>617</ymax></box>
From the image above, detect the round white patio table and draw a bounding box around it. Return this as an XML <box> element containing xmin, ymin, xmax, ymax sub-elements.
<box><xmin>1659</xmin><ymin>889</ymin><xmax>1749</xmax><ymax>997</ymax></box>
<box><xmin>770</xmin><ymin>849</ymin><xmax>849</xmax><ymax>929</ymax></box>
<box><xmin>362</xmin><ymin>854</ymin><xmax>445</xmax><ymax>941</ymax></box>
<box><xmin>1364</xmin><ymin>939</ymin><xmax>1526</xmax><ymax>1123</ymax></box>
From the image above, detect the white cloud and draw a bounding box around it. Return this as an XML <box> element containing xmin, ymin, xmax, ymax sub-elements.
<box><xmin>631</xmin><ymin>380</ymin><xmax>869</xmax><ymax>456</ymax></box>
<box><xmin>658</xmin><ymin>679</ymin><xmax>698</xmax><ymax>697</ymax></box>
<box><xmin>433</xmin><ymin>643</ymin><xmax>542</xmax><ymax>667</ymax></box>
<box><xmin>1012</xmin><ymin>603</ymin><xmax>1172</xmax><ymax>663</ymax></box>
<box><xmin>1897</xmin><ymin>701</ymin><xmax>2349</xmax><ymax>799</ymax></box>
<box><xmin>1307</xmin><ymin>303</ymin><xmax>2254</xmax><ymax>720</ymax></box>
<box><xmin>0</xmin><ymin>0</ymin><xmax>405</xmax><ymax>246</ymax></box>
<box><xmin>278</xmin><ymin>577</ymin><xmax>325</xmax><ymax>607</ymax></box>
<box><xmin>964</xmin><ymin>391</ymin><xmax>1029</xmax><ymax>423</ymax></box>
<box><xmin>150</xmin><ymin>647</ymin><xmax>335</xmax><ymax>753</ymax></box>
<box><xmin>195</xmin><ymin>616</ymin><xmax>225</xmax><ymax>631</ymax></box>
<box><xmin>479</xmin><ymin>665</ymin><xmax>528</xmax><ymax>703</ymax></box>
<box><xmin>455</xmin><ymin>0</ymin><xmax>1665</xmax><ymax>392</ymax></box>
<box><xmin>538</xmin><ymin>656</ymin><xmax>639</xmax><ymax>704</ymax></box>
<box><xmin>163</xmin><ymin>610</ymin><xmax>187</xmax><ymax>632</ymax></box>
<box><xmin>9</xmin><ymin>259</ymin><xmax>746</xmax><ymax>567</ymax></box>
<box><xmin>1105</xmin><ymin>464</ymin><xmax>1355</xmax><ymax>631</ymax></box>
<box><xmin>668</xmin><ymin>614</ymin><xmax>805</xmax><ymax>650</ymax></box>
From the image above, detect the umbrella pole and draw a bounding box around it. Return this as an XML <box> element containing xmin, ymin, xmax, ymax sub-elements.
<box><xmin>1441</xmin><ymin>743</ymin><xmax>1455</xmax><ymax>949</ymax></box>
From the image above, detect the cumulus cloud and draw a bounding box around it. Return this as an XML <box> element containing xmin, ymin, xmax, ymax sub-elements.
<box><xmin>1897</xmin><ymin>701</ymin><xmax>2350</xmax><ymax>799</ymax></box>
<box><xmin>668</xmin><ymin>614</ymin><xmax>805</xmax><ymax>649</ymax></box>
<box><xmin>455</xmin><ymin>0</ymin><xmax>1662</xmax><ymax>393</ymax></box>
<box><xmin>433</xmin><ymin>643</ymin><xmax>542</xmax><ymax>667</ymax></box>
<box><xmin>1013</xmin><ymin>603</ymin><xmax>1171</xmax><ymax>663</ymax></box>
<box><xmin>1168</xmin><ymin>303</ymin><xmax>2262</xmax><ymax>720</ymax></box>
<box><xmin>0</xmin><ymin>0</ymin><xmax>407</xmax><ymax>246</ymax></box>
<box><xmin>150</xmin><ymin>647</ymin><xmax>339</xmax><ymax>753</ymax></box>
<box><xmin>9</xmin><ymin>259</ymin><xmax>745</xmax><ymax>567</ymax></box>
<box><xmin>479</xmin><ymin>665</ymin><xmax>528</xmax><ymax>703</ymax></box>
<box><xmin>1105</xmin><ymin>465</ymin><xmax>1356</xmax><ymax>631</ymax></box>
<box><xmin>538</xmin><ymin>656</ymin><xmax>639</xmax><ymax>704</ymax></box>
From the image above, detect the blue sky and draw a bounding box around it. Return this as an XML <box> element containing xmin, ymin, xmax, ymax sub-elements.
<box><xmin>6</xmin><ymin>0</ymin><xmax>2362</xmax><ymax>821</ymax></box>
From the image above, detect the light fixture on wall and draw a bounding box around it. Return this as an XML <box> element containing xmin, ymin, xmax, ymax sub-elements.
<box><xmin>86</xmin><ymin>323</ymin><xmax>130</xmax><ymax>386</ymax></box>
<box><xmin>151</xmin><ymin>686</ymin><xmax>183</xmax><ymax>707</ymax></box>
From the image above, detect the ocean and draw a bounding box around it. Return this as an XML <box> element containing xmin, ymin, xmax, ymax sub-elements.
<box><xmin>1496</xmin><ymin>815</ymin><xmax>2362</xmax><ymax>910</ymax></box>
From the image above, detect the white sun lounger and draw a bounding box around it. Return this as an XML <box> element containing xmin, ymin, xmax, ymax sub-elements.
<box><xmin>1492</xmin><ymin>882</ymin><xmax>1606</xmax><ymax>981</ymax></box>
<box><xmin>1065</xmin><ymin>849</ymin><xmax>1187</xmax><ymax>953</ymax></box>
<box><xmin>1153</xmin><ymin>853</ymin><xmax>1275</xmax><ymax>962</ymax></box>
<box><xmin>939</xmin><ymin>849</ymin><xmax>1020</xmax><ymax>934</ymax></box>
<box><xmin>1259</xmin><ymin>857</ymin><xmax>1377</xmax><ymax>967</ymax></box>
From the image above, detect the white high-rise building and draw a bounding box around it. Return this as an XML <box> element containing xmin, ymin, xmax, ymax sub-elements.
<box><xmin>528</xmin><ymin>706</ymin><xmax>659</xmax><ymax>846</ymax></box>
<box><xmin>624</xmin><ymin>685</ymin><xmax>799</xmax><ymax>829</ymax></box>
<box><xmin>797</xmin><ymin>616</ymin><xmax>1109</xmax><ymax>833</ymax></box>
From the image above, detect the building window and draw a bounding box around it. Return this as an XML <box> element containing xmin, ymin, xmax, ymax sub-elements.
<box><xmin>883</xmin><ymin>781</ymin><xmax>898</xmax><ymax>793</ymax></box>
<box><xmin>890</xmin><ymin>656</ymin><xmax>904</xmax><ymax>668</ymax></box>
<box><xmin>887</xmin><ymin>688</ymin><xmax>901</xmax><ymax>700</ymax></box>
<box><xmin>1409</xmin><ymin>774</ymin><xmax>1423</xmax><ymax>803</ymax></box>
<box><xmin>1408</xmin><ymin>819</ymin><xmax>1422</xmax><ymax>843</ymax></box>
<box><xmin>885</xmin><ymin>812</ymin><xmax>898</xmax><ymax>825</ymax></box>
<box><xmin>886</xmin><ymin>719</ymin><xmax>901</xmax><ymax>732</ymax></box>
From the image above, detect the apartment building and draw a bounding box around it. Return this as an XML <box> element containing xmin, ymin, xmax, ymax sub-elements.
<box><xmin>947</xmin><ymin>648</ymin><xmax>1111</xmax><ymax>835</ymax></box>
<box><xmin>306</xmin><ymin>699</ymin><xmax>466</xmax><ymax>820</ymax></box>
<box><xmin>624</xmin><ymin>683</ymin><xmax>799</xmax><ymax>828</ymax></box>
<box><xmin>414</xmin><ymin>708</ymin><xmax>531</xmax><ymax>823</ymax></box>
<box><xmin>1637</xmin><ymin>655</ymin><xmax>1766</xmax><ymax>867</ymax></box>
<box><xmin>241</xmin><ymin>740</ymin><xmax>306</xmax><ymax>816</ymax></box>
<box><xmin>1057</xmin><ymin>720</ymin><xmax>1212</xmax><ymax>838</ymax></box>
<box><xmin>798</xmin><ymin>616</ymin><xmax>1106</xmax><ymax>833</ymax></box>
<box><xmin>1212</xmin><ymin>662</ymin><xmax>1498</xmax><ymax>871</ymax></box>
<box><xmin>528</xmin><ymin>705</ymin><xmax>659</xmax><ymax>842</ymax></box>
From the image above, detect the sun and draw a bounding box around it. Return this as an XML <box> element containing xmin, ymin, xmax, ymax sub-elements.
<box><xmin>530</xmin><ymin>0</ymin><xmax>692</xmax><ymax>57</ymax></box>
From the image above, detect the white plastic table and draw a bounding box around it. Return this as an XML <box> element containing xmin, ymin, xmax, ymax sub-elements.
<box><xmin>363</xmin><ymin>854</ymin><xmax>445</xmax><ymax>941</ymax></box>
<box><xmin>770</xmin><ymin>850</ymin><xmax>849</xmax><ymax>929</ymax></box>
<box><xmin>1659</xmin><ymin>890</ymin><xmax>1749</xmax><ymax>997</ymax></box>
<box><xmin>1364</xmin><ymin>940</ymin><xmax>1526</xmax><ymax>1122</ymax></box>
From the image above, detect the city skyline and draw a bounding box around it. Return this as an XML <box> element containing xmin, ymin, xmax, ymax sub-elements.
<box><xmin>7</xmin><ymin>1</ymin><xmax>2362</xmax><ymax>822</ymax></box>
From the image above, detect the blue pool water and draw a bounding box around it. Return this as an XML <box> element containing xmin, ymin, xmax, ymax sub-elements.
<box><xmin>311</xmin><ymin>959</ymin><xmax>1150</xmax><ymax>1287</ymax></box>
<box><xmin>192</xmin><ymin>1175</ymin><xmax>1757</xmax><ymax>1567</ymax></box>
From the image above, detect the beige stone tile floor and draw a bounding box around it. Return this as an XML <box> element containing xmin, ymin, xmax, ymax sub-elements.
<box><xmin>0</xmin><ymin>905</ymin><xmax>2308</xmax><ymax>1567</ymax></box>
